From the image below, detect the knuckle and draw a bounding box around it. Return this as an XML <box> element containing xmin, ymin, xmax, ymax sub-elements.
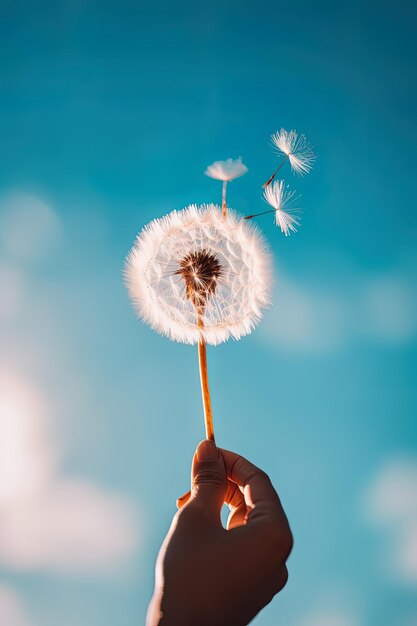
<box><xmin>175</xmin><ymin>502</ymin><xmax>200</xmax><ymax>526</ymax></box>
<box><xmin>274</xmin><ymin>565</ymin><xmax>289</xmax><ymax>593</ymax></box>
<box><xmin>248</xmin><ymin>466</ymin><xmax>270</xmax><ymax>483</ymax></box>
<box><xmin>264</xmin><ymin>567</ymin><xmax>288</xmax><ymax>605</ymax></box>
<box><xmin>282</xmin><ymin>527</ymin><xmax>294</xmax><ymax>557</ymax></box>
<box><xmin>258</xmin><ymin>468</ymin><xmax>271</xmax><ymax>482</ymax></box>
<box><xmin>268</xmin><ymin>524</ymin><xmax>294</xmax><ymax>560</ymax></box>
<box><xmin>193</xmin><ymin>470</ymin><xmax>225</xmax><ymax>487</ymax></box>
<box><xmin>225</xmin><ymin>481</ymin><xmax>238</xmax><ymax>502</ymax></box>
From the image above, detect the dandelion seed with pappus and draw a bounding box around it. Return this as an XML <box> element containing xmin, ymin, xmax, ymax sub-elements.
<box><xmin>205</xmin><ymin>158</ymin><xmax>248</xmax><ymax>217</ymax></box>
<box><xmin>245</xmin><ymin>181</ymin><xmax>301</xmax><ymax>236</ymax></box>
<box><xmin>263</xmin><ymin>128</ymin><xmax>316</xmax><ymax>187</ymax></box>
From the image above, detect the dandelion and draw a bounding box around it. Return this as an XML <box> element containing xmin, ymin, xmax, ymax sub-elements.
<box><xmin>125</xmin><ymin>127</ymin><xmax>316</xmax><ymax>441</ymax></box>
<box><xmin>125</xmin><ymin>204</ymin><xmax>270</xmax><ymax>345</ymax></box>
<box><xmin>263</xmin><ymin>128</ymin><xmax>315</xmax><ymax>187</ymax></box>
<box><xmin>205</xmin><ymin>158</ymin><xmax>248</xmax><ymax>218</ymax></box>
<box><xmin>244</xmin><ymin>180</ymin><xmax>301</xmax><ymax>236</ymax></box>
<box><xmin>125</xmin><ymin>203</ymin><xmax>271</xmax><ymax>439</ymax></box>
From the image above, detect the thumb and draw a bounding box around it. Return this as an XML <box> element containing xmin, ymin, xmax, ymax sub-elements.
<box><xmin>188</xmin><ymin>440</ymin><xmax>227</xmax><ymax>521</ymax></box>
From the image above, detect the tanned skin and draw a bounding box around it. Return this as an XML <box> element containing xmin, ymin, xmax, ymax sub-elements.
<box><xmin>147</xmin><ymin>440</ymin><xmax>293</xmax><ymax>626</ymax></box>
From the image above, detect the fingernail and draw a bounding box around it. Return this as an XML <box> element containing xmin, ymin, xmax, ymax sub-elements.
<box><xmin>196</xmin><ymin>439</ymin><xmax>218</xmax><ymax>461</ymax></box>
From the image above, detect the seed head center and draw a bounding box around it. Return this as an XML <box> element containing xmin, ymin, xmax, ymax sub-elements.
<box><xmin>175</xmin><ymin>249</ymin><xmax>222</xmax><ymax>314</ymax></box>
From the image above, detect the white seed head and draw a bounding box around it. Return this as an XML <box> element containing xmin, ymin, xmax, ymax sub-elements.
<box><xmin>271</xmin><ymin>128</ymin><xmax>315</xmax><ymax>175</ymax></box>
<box><xmin>263</xmin><ymin>180</ymin><xmax>301</xmax><ymax>236</ymax></box>
<box><xmin>125</xmin><ymin>204</ymin><xmax>272</xmax><ymax>345</ymax></box>
<box><xmin>204</xmin><ymin>158</ymin><xmax>248</xmax><ymax>182</ymax></box>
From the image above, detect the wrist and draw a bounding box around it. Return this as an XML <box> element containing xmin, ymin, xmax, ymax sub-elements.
<box><xmin>147</xmin><ymin>592</ymin><xmax>248</xmax><ymax>626</ymax></box>
<box><xmin>147</xmin><ymin>595</ymin><xmax>202</xmax><ymax>626</ymax></box>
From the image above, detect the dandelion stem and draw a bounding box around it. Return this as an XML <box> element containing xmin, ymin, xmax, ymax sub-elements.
<box><xmin>262</xmin><ymin>154</ymin><xmax>289</xmax><ymax>188</ymax></box>
<box><xmin>244</xmin><ymin>208</ymin><xmax>279</xmax><ymax>220</ymax></box>
<box><xmin>197</xmin><ymin>316</ymin><xmax>215</xmax><ymax>441</ymax></box>
<box><xmin>222</xmin><ymin>181</ymin><xmax>228</xmax><ymax>218</ymax></box>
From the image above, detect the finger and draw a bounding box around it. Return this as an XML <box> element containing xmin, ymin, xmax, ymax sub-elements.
<box><xmin>176</xmin><ymin>490</ymin><xmax>191</xmax><ymax>509</ymax></box>
<box><xmin>224</xmin><ymin>479</ymin><xmax>244</xmax><ymax>509</ymax></box>
<box><xmin>227</xmin><ymin>500</ymin><xmax>247</xmax><ymax>529</ymax></box>
<box><xmin>177</xmin><ymin>477</ymin><xmax>243</xmax><ymax>510</ymax></box>
<box><xmin>220</xmin><ymin>448</ymin><xmax>289</xmax><ymax>532</ymax></box>
<box><xmin>224</xmin><ymin>477</ymin><xmax>247</xmax><ymax>529</ymax></box>
<box><xmin>187</xmin><ymin>440</ymin><xmax>227</xmax><ymax>523</ymax></box>
<box><xmin>178</xmin><ymin>479</ymin><xmax>247</xmax><ymax>528</ymax></box>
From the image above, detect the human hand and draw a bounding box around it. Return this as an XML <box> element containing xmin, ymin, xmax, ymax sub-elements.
<box><xmin>147</xmin><ymin>440</ymin><xmax>293</xmax><ymax>626</ymax></box>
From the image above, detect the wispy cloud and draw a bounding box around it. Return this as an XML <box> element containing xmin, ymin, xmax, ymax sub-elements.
<box><xmin>362</xmin><ymin>275</ymin><xmax>417</xmax><ymax>343</ymax></box>
<box><xmin>0</xmin><ymin>479</ymin><xmax>138</xmax><ymax>574</ymax></box>
<box><xmin>364</xmin><ymin>457</ymin><xmax>417</xmax><ymax>587</ymax></box>
<box><xmin>0</xmin><ymin>586</ymin><xmax>34</xmax><ymax>626</ymax></box>
<box><xmin>299</xmin><ymin>611</ymin><xmax>358</xmax><ymax>626</ymax></box>
<box><xmin>259</xmin><ymin>266</ymin><xmax>417</xmax><ymax>353</ymax></box>
<box><xmin>0</xmin><ymin>192</ymin><xmax>139</xmax><ymax>576</ymax></box>
<box><xmin>291</xmin><ymin>586</ymin><xmax>362</xmax><ymax>626</ymax></box>
<box><xmin>0</xmin><ymin>191</ymin><xmax>61</xmax><ymax>262</ymax></box>
<box><xmin>297</xmin><ymin>611</ymin><xmax>359</xmax><ymax>626</ymax></box>
<box><xmin>0</xmin><ymin>263</ymin><xmax>25</xmax><ymax>320</ymax></box>
<box><xmin>259</xmin><ymin>273</ymin><xmax>348</xmax><ymax>352</ymax></box>
<box><xmin>0</xmin><ymin>368</ymin><xmax>139</xmax><ymax>575</ymax></box>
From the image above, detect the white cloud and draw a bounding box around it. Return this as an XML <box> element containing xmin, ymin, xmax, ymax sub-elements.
<box><xmin>0</xmin><ymin>586</ymin><xmax>34</xmax><ymax>626</ymax></box>
<box><xmin>0</xmin><ymin>371</ymin><xmax>56</xmax><ymax>504</ymax></box>
<box><xmin>365</xmin><ymin>459</ymin><xmax>417</xmax><ymax>524</ymax></box>
<box><xmin>364</xmin><ymin>458</ymin><xmax>417</xmax><ymax>587</ymax></box>
<box><xmin>258</xmin><ymin>267</ymin><xmax>417</xmax><ymax>353</ymax></box>
<box><xmin>0</xmin><ymin>264</ymin><xmax>25</xmax><ymax>320</ymax></box>
<box><xmin>297</xmin><ymin>609</ymin><xmax>360</xmax><ymax>626</ymax></box>
<box><xmin>260</xmin><ymin>274</ymin><xmax>348</xmax><ymax>352</ymax></box>
<box><xmin>0</xmin><ymin>368</ymin><xmax>139</xmax><ymax>575</ymax></box>
<box><xmin>0</xmin><ymin>191</ymin><xmax>60</xmax><ymax>262</ymax></box>
<box><xmin>396</xmin><ymin>525</ymin><xmax>417</xmax><ymax>583</ymax></box>
<box><xmin>0</xmin><ymin>191</ymin><xmax>139</xmax><ymax>577</ymax></box>
<box><xmin>292</xmin><ymin>587</ymin><xmax>362</xmax><ymax>626</ymax></box>
<box><xmin>362</xmin><ymin>275</ymin><xmax>417</xmax><ymax>343</ymax></box>
<box><xmin>0</xmin><ymin>480</ymin><xmax>138</xmax><ymax>574</ymax></box>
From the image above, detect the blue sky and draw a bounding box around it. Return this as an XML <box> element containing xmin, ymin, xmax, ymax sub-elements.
<box><xmin>0</xmin><ymin>1</ymin><xmax>416</xmax><ymax>625</ymax></box>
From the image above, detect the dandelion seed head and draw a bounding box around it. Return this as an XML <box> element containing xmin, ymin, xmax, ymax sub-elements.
<box><xmin>263</xmin><ymin>180</ymin><xmax>301</xmax><ymax>236</ymax></box>
<box><xmin>125</xmin><ymin>204</ymin><xmax>272</xmax><ymax>345</ymax></box>
<box><xmin>175</xmin><ymin>249</ymin><xmax>222</xmax><ymax>316</ymax></box>
<box><xmin>271</xmin><ymin>128</ymin><xmax>315</xmax><ymax>176</ymax></box>
<box><xmin>205</xmin><ymin>158</ymin><xmax>248</xmax><ymax>182</ymax></box>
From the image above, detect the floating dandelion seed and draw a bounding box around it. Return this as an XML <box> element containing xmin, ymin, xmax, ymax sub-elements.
<box><xmin>264</xmin><ymin>181</ymin><xmax>300</xmax><ymax>235</ymax></box>
<box><xmin>244</xmin><ymin>181</ymin><xmax>301</xmax><ymax>236</ymax></box>
<box><xmin>263</xmin><ymin>128</ymin><xmax>315</xmax><ymax>187</ymax></box>
<box><xmin>125</xmin><ymin>204</ymin><xmax>271</xmax><ymax>440</ymax></box>
<box><xmin>205</xmin><ymin>158</ymin><xmax>248</xmax><ymax>182</ymax></box>
<box><xmin>205</xmin><ymin>158</ymin><xmax>248</xmax><ymax>217</ymax></box>
<box><xmin>272</xmin><ymin>128</ymin><xmax>315</xmax><ymax>176</ymax></box>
